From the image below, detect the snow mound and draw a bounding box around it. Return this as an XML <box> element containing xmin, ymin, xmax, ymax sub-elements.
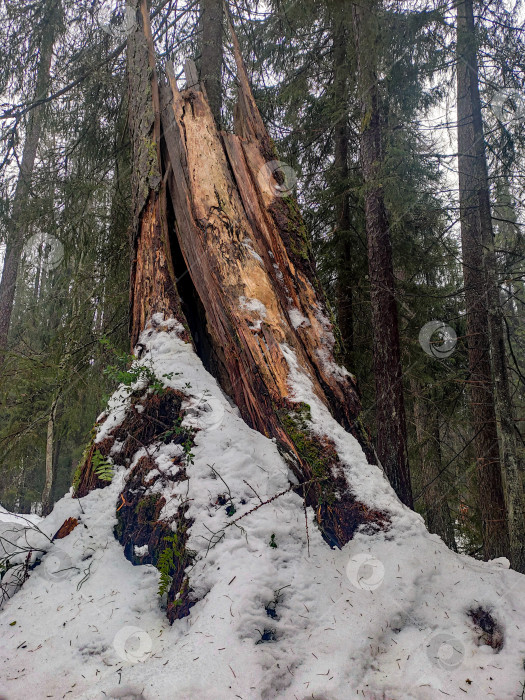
<box><xmin>1</xmin><ymin>324</ymin><xmax>524</xmax><ymax>700</ymax></box>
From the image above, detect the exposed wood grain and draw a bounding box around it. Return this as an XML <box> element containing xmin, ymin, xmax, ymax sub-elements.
<box><xmin>159</xmin><ymin>59</ymin><xmax>379</xmax><ymax>546</ymax></box>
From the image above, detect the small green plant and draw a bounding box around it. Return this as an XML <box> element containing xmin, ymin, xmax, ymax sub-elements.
<box><xmin>156</xmin><ymin>416</ymin><xmax>196</xmax><ymax>464</ymax></box>
<box><xmin>157</xmin><ymin>532</ymin><xmax>184</xmax><ymax>597</ymax></box>
<box><xmin>92</xmin><ymin>449</ymin><xmax>113</xmax><ymax>482</ymax></box>
<box><xmin>100</xmin><ymin>337</ymin><xmax>179</xmax><ymax>396</ymax></box>
<box><xmin>269</xmin><ymin>534</ymin><xmax>278</xmax><ymax>548</ymax></box>
<box><xmin>72</xmin><ymin>463</ymin><xmax>83</xmax><ymax>493</ymax></box>
<box><xmin>174</xmin><ymin>417</ymin><xmax>196</xmax><ymax>465</ymax></box>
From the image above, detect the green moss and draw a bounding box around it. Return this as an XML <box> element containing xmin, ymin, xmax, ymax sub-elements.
<box><xmin>267</xmin><ymin>137</ymin><xmax>280</xmax><ymax>162</ymax></box>
<box><xmin>72</xmin><ymin>427</ymin><xmax>97</xmax><ymax>493</ymax></box>
<box><xmin>278</xmin><ymin>403</ymin><xmax>335</xmax><ymax>505</ymax></box>
<box><xmin>282</xmin><ymin>195</ymin><xmax>311</xmax><ymax>261</ymax></box>
<box><xmin>72</xmin><ymin>463</ymin><xmax>82</xmax><ymax>493</ymax></box>
<box><xmin>134</xmin><ymin>494</ymin><xmax>161</xmax><ymax>522</ymax></box>
<box><xmin>114</xmin><ymin>508</ymin><xmax>124</xmax><ymax>539</ymax></box>
<box><xmin>145</xmin><ymin>137</ymin><xmax>158</xmax><ymax>179</ymax></box>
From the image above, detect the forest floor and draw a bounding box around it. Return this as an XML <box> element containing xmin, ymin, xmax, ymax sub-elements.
<box><xmin>1</xmin><ymin>320</ymin><xmax>525</xmax><ymax>700</ymax></box>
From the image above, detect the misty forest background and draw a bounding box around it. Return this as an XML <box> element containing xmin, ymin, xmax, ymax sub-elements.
<box><xmin>0</xmin><ymin>0</ymin><xmax>524</xmax><ymax>564</ymax></box>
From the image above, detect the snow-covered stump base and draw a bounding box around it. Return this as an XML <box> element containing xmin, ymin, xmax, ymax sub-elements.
<box><xmin>71</xmin><ymin>321</ymin><xmax>387</xmax><ymax>627</ymax></box>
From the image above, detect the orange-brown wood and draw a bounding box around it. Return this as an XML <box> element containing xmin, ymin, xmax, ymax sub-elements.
<box><xmin>52</xmin><ymin>517</ymin><xmax>78</xmax><ymax>541</ymax></box>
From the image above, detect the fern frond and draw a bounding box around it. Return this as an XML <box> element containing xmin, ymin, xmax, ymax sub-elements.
<box><xmin>92</xmin><ymin>449</ymin><xmax>113</xmax><ymax>482</ymax></box>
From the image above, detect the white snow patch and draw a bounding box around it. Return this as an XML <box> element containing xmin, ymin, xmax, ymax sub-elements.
<box><xmin>242</xmin><ymin>237</ymin><xmax>263</xmax><ymax>263</ymax></box>
<box><xmin>0</xmin><ymin>505</ymin><xmax>42</xmax><ymax>526</ymax></box>
<box><xmin>272</xmin><ymin>262</ymin><xmax>284</xmax><ymax>283</ymax></box>
<box><xmin>134</xmin><ymin>544</ymin><xmax>149</xmax><ymax>558</ymax></box>
<box><xmin>1</xmin><ymin>325</ymin><xmax>524</xmax><ymax>700</ymax></box>
<box><xmin>288</xmin><ymin>307</ymin><xmax>310</xmax><ymax>329</ymax></box>
<box><xmin>239</xmin><ymin>295</ymin><xmax>267</xmax><ymax>331</ymax></box>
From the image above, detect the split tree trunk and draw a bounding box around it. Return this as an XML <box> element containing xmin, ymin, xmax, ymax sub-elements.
<box><xmin>127</xmin><ymin>0</ymin><xmax>188</xmax><ymax>350</ymax></box>
<box><xmin>158</xmin><ymin>23</ymin><xmax>378</xmax><ymax>543</ymax></box>
<box><xmin>0</xmin><ymin>0</ymin><xmax>60</xmax><ymax>360</ymax></box>
<box><xmin>456</xmin><ymin>0</ymin><xmax>525</xmax><ymax>569</ymax></box>
<box><xmin>75</xmin><ymin>0</ymin><xmax>386</xmax><ymax>624</ymax></box>
<box><xmin>351</xmin><ymin>1</ymin><xmax>413</xmax><ymax>508</ymax></box>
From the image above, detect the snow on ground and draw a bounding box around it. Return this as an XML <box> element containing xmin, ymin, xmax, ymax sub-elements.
<box><xmin>0</xmin><ymin>507</ymin><xmax>42</xmax><ymax>526</ymax></box>
<box><xmin>1</xmin><ymin>321</ymin><xmax>525</xmax><ymax>700</ymax></box>
<box><xmin>0</xmin><ymin>506</ymin><xmax>44</xmax><ymax>604</ymax></box>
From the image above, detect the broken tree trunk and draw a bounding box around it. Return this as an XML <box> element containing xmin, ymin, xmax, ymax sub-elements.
<box><xmin>158</xmin><ymin>39</ymin><xmax>379</xmax><ymax>544</ymax></box>
<box><xmin>127</xmin><ymin>0</ymin><xmax>189</xmax><ymax>350</ymax></box>
<box><xmin>74</xmin><ymin>1</ymin><xmax>386</xmax><ymax>625</ymax></box>
<box><xmin>200</xmin><ymin>0</ymin><xmax>223</xmax><ymax>125</ymax></box>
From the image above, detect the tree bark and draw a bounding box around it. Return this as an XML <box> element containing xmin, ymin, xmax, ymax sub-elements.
<box><xmin>456</xmin><ymin>0</ymin><xmax>525</xmax><ymax>568</ymax></box>
<box><xmin>410</xmin><ymin>377</ymin><xmax>456</xmax><ymax>550</ymax></box>
<box><xmin>0</xmin><ymin>0</ymin><xmax>60</xmax><ymax>359</ymax></box>
<box><xmin>200</xmin><ymin>0</ymin><xmax>223</xmax><ymax>126</ymax></box>
<box><xmin>127</xmin><ymin>0</ymin><xmax>189</xmax><ymax>350</ymax></box>
<box><xmin>351</xmin><ymin>1</ymin><xmax>413</xmax><ymax>508</ymax></box>
<box><xmin>41</xmin><ymin>395</ymin><xmax>59</xmax><ymax>517</ymax></box>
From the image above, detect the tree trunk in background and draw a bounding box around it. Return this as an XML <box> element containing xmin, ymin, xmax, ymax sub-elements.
<box><xmin>0</xmin><ymin>0</ymin><xmax>60</xmax><ymax>360</ymax></box>
<box><xmin>457</xmin><ymin>0</ymin><xmax>525</xmax><ymax>569</ymax></box>
<box><xmin>411</xmin><ymin>377</ymin><xmax>456</xmax><ymax>550</ymax></box>
<box><xmin>352</xmin><ymin>1</ymin><xmax>413</xmax><ymax>508</ymax></box>
<box><xmin>332</xmin><ymin>4</ymin><xmax>353</xmax><ymax>368</ymax></box>
<box><xmin>495</xmin><ymin>178</ymin><xmax>525</xmax><ymax>341</ymax></box>
<box><xmin>41</xmin><ymin>395</ymin><xmax>59</xmax><ymax>516</ymax></box>
<box><xmin>200</xmin><ymin>0</ymin><xmax>223</xmax><ymax>126</ymax></box>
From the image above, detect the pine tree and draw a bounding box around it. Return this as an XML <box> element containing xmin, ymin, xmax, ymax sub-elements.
<box><xmin>456</xmin><ymin>0</ymin><xmax>525</xmax><ymax>569</ymax></box>
<box><xmin>0</xmin><ymin>0</ymin><xmax>63</xmax><ymax>359</ymax></box>
<box><xmin>352</xmin><ymin>0</ymin><xmax>413</xmax><ymax>507</ymax></box>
